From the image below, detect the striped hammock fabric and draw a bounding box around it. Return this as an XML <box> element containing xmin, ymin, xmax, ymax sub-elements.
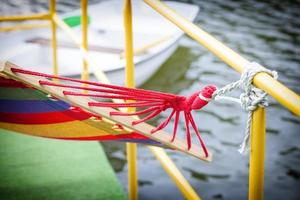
<box><xmin>0</xmin><ymin>61</ymin><xmax>212</xmax><ymax>161</ymax></box>
<box><xmin>0</xmin><ymin>75</ymin><xmax>160</xmax><ymax>145</ymax></box>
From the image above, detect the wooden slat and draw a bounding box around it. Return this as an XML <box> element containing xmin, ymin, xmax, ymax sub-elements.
<box><xmin>0</xmin><ymin>61</ymin><xmax>212</xmax><ymax>162</ymax></box>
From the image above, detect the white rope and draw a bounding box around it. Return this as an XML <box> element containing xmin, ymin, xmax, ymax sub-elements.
<box><xmin>212</xmin><ymin>62</ymin><xmax>278</xmax><ymax>154</ymax></box>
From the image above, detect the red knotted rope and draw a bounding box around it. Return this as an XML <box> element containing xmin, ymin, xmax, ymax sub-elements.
<box><xmin>11</xmin><ymin>67</ymin><xmax>216</xmax><ymax>157</ymax></box>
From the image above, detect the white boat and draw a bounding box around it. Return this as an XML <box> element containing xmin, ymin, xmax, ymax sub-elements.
<box><xmin>0</xmin><ymin>0</ymin><xmax>199</xmax><ymax>86</ymax></box>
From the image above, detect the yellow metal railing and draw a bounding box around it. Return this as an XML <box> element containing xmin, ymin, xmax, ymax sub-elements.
<box><xmin>49</xmin><ymin>0</ymin><xmax>58</xmax><ymax>77</ymax></box>
<box><xmin>123</xmin><ymin>1</ymin><xmax>138</xmax><ymax>199</ymax></box>
<box><xmin>81</xmin><ymin>0</ymin><xmax>89</xmax><ymax>82</ymax></box>
<box><xmin>143</xmin><ymin>1</ymin><xmax>300</xmax><ymax>200</ymax></box>
<box><xmin>0</xmin><ymin>13</ymin><xmax>50</xmax><ymax>21</ymax></box>
<box><xmin>0</xmin><ymin>0</ymin><xmax>200</xmax><ymax>199</ymax></box>
<box><xmin>249</xmin><ymin>107</ymin><xmax>266</xmax><ymax>200</ymax></box>
<box><xmin>143</xmin><ymin>0</ymin><xmax>300</xmax><ymax>117</ymax></box>
<box><xmin>2</xmin><ymin>0</ymin><xmax>299</xmax><ymax>199</ymax></box>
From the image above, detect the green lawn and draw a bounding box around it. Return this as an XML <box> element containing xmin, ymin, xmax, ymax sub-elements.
<box><xmin>0</xmin><ymin>129</ymin><xmax>126</xmax><ymax>200</ymax></box>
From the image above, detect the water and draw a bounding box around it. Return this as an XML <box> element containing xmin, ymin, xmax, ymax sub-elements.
<box><xmin>1</xmin><ymin>0</ymin><xmax>299</xmax><ymax>199</ymax></box>
<box><xmin>104</xmin><ymin>1</ymin><xmax>300</xmax><ymax>199</ymax></box>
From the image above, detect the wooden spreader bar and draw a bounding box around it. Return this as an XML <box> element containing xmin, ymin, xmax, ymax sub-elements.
<box><xmin>0</xmin><ymin>61</ymin><xmax>212</xmax><ymax>162</ymax></box>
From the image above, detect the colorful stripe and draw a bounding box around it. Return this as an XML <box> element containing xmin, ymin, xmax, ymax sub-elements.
<box><xmin>0</xmin><ymin>76</ymin><xmax>161</xmax><ymax>145</ymax></box>
<box><xmin>0</xmin><ymin>87</ymin><xmax>48</xmax><ymax>100</ymax></box>
<box><xmin>0</xmin><ymin>119</ymin><xmax>130</xmax><ymax>138</ymax></box>
<box><xmin>0</xmin><ymin>76</ymin><xmax>30</xmax><ymax>88</ymax></box>
<box><xmin>0</xmin><ymin>99</ymin><xmax>70</xmax><ymax>113</ymax></box>
<box><xmin>0</xmin><ymin>109</ymin><xmax>92</xmax><ymax>124</ymax></box>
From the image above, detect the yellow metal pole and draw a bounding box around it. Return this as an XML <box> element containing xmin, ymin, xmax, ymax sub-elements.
<box><xmin>149</xmin><ymin>146</ymin><xmax>201</xmax><ymax>200</ymax></box>
<box><xmin>248</xmin><ymin>108</ymin><xmax>266</xmax><ymax>200</ymax></box>
<box><xmin>52</xmin><ymin>15</ymin><xmax>110</xmax><ymax>83</ymax></box>
<box><xmin>124</xmin><ymin>0</ymin><xmax>138</xmax><ymax>199</ymax></box>
<box><xmin>54</xmin><ymin>13</ymin><xmax>200</xmax><ymax>199</ymax></box>
<box><xmin>0</xmin><ymin>23</ymin><xmax>49</xmax><ymax>32</ymax></box>
<box><xmin>143</xmin><ymin>0</ymin><xmax>300</xmax><ymax>117</ymax></box>
<box><xmin>49</xmin><ymin>0</ymin><xmax>58</xmax><ymax>76</ymax></box>
<box><xmin>0</xmin><ymin>13</ymin><xmax>50</xmax><ymax>21</ymax></box>
<box><xmin>81</xmin><ymin>0</ymin><xmax>89</xmax><ymax>81</ymax></box>
<box><xmin>120</xmin><ymin>34</ymin><xmax>172</xmax><ymax>58</ymax></box>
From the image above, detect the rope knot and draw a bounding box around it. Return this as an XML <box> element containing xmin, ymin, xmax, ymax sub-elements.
<box><xmin>240</xmin><ymin>93</ymin><xmax>256</xmax><ymax>111</ymax></box>
<box><xmin>239</xmin><ymin>62</ymin><xmax>277</xmax><ymax>153</ymax></box>
<box><xmin>238</xmin><ymin>62</ymin><xmax>276</xmax><ymax>112</ymax></box>
<box><xmin>211</xmin><ymin>61</ymin><xmax>278</xmax><ymax>154</ymax></box>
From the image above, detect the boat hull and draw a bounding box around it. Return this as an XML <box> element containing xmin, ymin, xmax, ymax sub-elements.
<box><xmin>104</xmin><ymin>38</ymin><xmax>179</xmax><ymax>86</ymax></box>
<box><xmin>0</xmin><ymin>1</ymin><xmax>199</xmax><ymax>86</ymax></box>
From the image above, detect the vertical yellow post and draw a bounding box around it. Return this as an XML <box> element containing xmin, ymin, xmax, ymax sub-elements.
<box><xmin>124</xmin><ymin>0</ymin><xmax>138</xmax><ymax>199</ymax></box>
<box><xmin>248</xmin><ymin>107</ymin><xmax>266</xmax><ymax>200</ymax></box>
<box><xmin>81</xmin><ymin>0</ymin><xmax>89</xmax><ymax>81</ymax></box>
<box><xmin>49</xmin><ymin>0</ymin><xmax>58</xmax><ymax>76</ymax></box>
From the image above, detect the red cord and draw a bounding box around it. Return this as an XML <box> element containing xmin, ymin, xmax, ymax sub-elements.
<box><xmin>184</xmin><ymin>112</ymin><xmax>192</xmax><ymax>150</ymax></box>
<box><xmin>88</xmin><ymin>101</ymin><xmax>163</xmax><ymax>108</ymax></box>
<box><xmin>187</xmin><ymin>112</ymin><xmax>208</xmax><ymax>157</ymax></box>
<box><xmin>132</xmin><ymin>109</ymin><xmax>162</xmax><ymax>126</ymax></box>
<box><xmin>171</xmin><ymin>111</ymin><xmax>180</xmax><ymax>142</ymax></box>
<box><xmin>151</xmin><ymin>109</ymin><xmax>175</xmax><ymax>133</ymax></box>
<box><xmin>110</xmin><ymin>106</ymin><xmax>160</xmax><ymax>116</ymax></box>
<box><xmin>11</xmin><ymin>67</ymin><xmax>216</xmax><ymax>157</ymax></box>
<box><xmin>12</xmin><ymin>68</ymin><xmax>177</xmax><ymax>100</ymax></box>
<box><xmin>63</xmin><ymin>91</ymin><xmax>165</xmax><ymax>102</ymax></box>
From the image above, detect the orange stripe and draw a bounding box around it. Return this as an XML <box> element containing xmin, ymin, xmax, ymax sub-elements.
<box><xmin>0</xmin><ymin>118</ymin><xmax>132</xmax><ymax>138</ymax></box>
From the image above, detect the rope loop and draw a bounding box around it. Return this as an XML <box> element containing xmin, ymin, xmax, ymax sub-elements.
<box><xmin>239</xmin><ymin>62</ymin><xmax>277</xmax><ymax>112</ymax></box>
<box><xmin>212</xmin><ymin>62</ymin><xmax>278</xmax><ymax>154</ymax></box>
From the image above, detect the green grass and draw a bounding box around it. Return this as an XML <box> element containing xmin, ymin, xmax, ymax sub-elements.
<box><xmin>0</xmin><ymin>129</ymin><xmax>126</xmax><ymax>200</ymax></box>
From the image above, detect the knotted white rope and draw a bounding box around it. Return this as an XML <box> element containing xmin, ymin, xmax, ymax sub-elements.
<box><xmin>212</xmin><ymin>62</ymin><xmax>278</xmax><ymax>154</ymax></box>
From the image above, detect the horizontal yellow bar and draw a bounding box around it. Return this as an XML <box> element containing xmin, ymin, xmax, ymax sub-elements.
<box><xmin>0</xmin><ymin>23</ymin><xmax>49</xmax><ymax>32</ymax></box>
<box><xmin>0</xmin><ymin>13</ymin><xmax>51</xmax><ymax>21</ymax></box>
<box><xmin>144</xmin><ymin>0</ymin><xmax>300</xmax><ymax>117</ymax></box>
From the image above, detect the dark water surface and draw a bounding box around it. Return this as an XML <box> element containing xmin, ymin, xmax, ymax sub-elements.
<box><xmin>1</xmin><ymin>0</ymin><xmax>299</xmax><ymax>200</ymax></box>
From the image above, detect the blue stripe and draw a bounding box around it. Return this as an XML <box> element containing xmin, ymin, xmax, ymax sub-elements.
<box><xmin>0</xmin><ymin>99</ymin><xmax>70</xmax><ymax>113</ymax></box>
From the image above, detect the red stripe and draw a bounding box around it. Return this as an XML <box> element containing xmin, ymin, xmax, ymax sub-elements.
<box><xmin>0</xmin><ymin>76</ymin><xmax>30</xmax><ymax>88</ymax></box>
<box><xmin>0</xmin><ymin>108</ymin><xmax>93</xmax><ymax>124</ymax></box>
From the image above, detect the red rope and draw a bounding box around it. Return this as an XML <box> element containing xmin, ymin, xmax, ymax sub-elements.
<box><xmin>171</xmin><ymin>111</ymin><xmax>180</xmax><ymax>142</ymax></box>
<box><xmin>12</xmin><ymin>68</ymin><xmax>177</xmax><ymax>100</ymax></box>
<box><xmin>110</xmin><ymin>106</ymin><xmax>160</xmax><ymax>116</ymax></box>
<box><xmin>184</xmin><ymin>112</ymin><xmax>192</xmax><ymax>150</ymax></box>
<box><xmin>11</xmin><ymin>67</ymin><xmax>216</xmax><ymax>157</ymax></box>
<box><xmin>151</xmin><ymin>109</ymin><xmax>175</xmax><ymax>133</ymax></box>
<box><xmin>63</xmin><ymin>91</ymin><xmax>165</xmax><ymax>102</ymax></box>
<box><xmin>88</xmin><ymin>101</ymin><xmax>163</xmax><ymax>108</ymax></box>
<box><xmin>40</xmin><ymin>80</ymin><xmax>170</xmax><ymax>101</ymax></box>
<box><xmin>132</xmin><ymin>109</ymin><xmax>162</xmax><ymax>126</ymax></box>
<box><xmin>187</xmin><ymin>112</ymin><xmax>208</xmax><ymax>157</ymax></box>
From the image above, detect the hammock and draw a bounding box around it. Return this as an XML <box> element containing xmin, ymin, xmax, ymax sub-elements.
<box><xmin>0</xmin><ymin>75</ymin><xmax>159</xmax><ymax>145</ymax></box>
<box><xmin>0</xmin><ymin>61</ymin><xmax>211</xmax><ymax>162</ymax></box>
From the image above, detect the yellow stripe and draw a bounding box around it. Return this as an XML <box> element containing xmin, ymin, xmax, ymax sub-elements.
<box><xmin>0</xmin><ymin>13</ymin><xmax>50</xmax><ymax>21</ymax></box>
<box><xmin>0</xmin><ymin>118</ymin><xmax>131</xmax><ymax>138</ymax></box>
